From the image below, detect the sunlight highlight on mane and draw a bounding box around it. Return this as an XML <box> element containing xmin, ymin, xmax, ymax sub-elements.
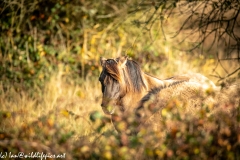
<box><xmin>103</xmin><ymin>58</ymin><xmax>147</xmax><ymax>92</ymax></box>
<box><xmin>105</xmin><ymin>59</ymin><xmax>121</xmax><ymax>81</ymax></box>
<box><xmin>125</xmin><ymin>60</ymin><xmax>147</xmax><ymax>92</ymax></box>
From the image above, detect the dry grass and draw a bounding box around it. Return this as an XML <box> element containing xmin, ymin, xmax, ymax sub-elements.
<box><xmin>0</xmin><ymin>70</ymin><xmax>106</xmax><ymax>138</ymax></box>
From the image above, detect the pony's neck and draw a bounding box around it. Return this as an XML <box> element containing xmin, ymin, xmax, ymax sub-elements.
<box><xmin>143</xmin><ymin>73</ymin><xmax>165</xmax><ymax>91</ymax></box>
<box><xmin>120</xmin><ymin>73</ymin><xmax>165</xmax><ymax>110</ymax></box>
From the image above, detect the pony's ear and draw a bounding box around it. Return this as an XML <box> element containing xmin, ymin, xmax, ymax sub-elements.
<box><xmin>100</xmin><ymin>57</ymin><xmax>107</xmax><ymax>66</ymax></box>
<box><xmin>118</xmin><ymin>56</ymin><xmax>128</xmax><ymax>68</ymax></box>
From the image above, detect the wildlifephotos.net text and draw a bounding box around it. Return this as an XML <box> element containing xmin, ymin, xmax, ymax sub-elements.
<box><xmin>0</xmin><ymin>152</ymin><xmax>66</xmax><ymax>159</ymax></box>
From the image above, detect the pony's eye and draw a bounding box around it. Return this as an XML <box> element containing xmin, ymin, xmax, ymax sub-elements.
<box><xmin>101</xmin><ymin>83</ymin><xmax>105</xmax><ymax>93</ymax></box>
<box><xmin>99</xmin><ymin>74</ymin><xmax>105</xmax><ymax>82</ymax></box>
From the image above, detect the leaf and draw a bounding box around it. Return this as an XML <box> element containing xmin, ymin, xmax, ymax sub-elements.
<box><xmin>90</xmin><ymin>111</ymin><xmax>103</xmax><ymax>122</ymax></box>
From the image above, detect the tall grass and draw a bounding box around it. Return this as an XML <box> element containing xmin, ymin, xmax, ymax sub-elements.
<box><xmin>0</xmin><ymin>70</ymin><xmax>104</xmax><ymax>138</ymax></box>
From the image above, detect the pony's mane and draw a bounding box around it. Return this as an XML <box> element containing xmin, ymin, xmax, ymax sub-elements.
<box><xmin>103</xmin><ymin>58</ymin><xmax>147</xmax><ymax>92</ymax></box>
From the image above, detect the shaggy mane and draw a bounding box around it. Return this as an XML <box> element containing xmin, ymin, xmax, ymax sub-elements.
<box><xmin>101</xmin><ymin>58</ymin><xmax>147</xmax><ymax>92</ymax></box>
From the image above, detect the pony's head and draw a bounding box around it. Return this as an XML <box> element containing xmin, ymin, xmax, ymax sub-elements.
<box><xmin>99</xmin><ymin>56</ymin><xmax>147</xmax><ymax>114</ymax></box>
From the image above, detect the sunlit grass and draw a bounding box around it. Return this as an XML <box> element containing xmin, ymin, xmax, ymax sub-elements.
<box><xmin>0</xmin><ymin>71</ymin><xmax>105</xmax><ymax>139</ymax></box>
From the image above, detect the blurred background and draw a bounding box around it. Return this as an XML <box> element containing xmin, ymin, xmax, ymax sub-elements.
<box><xmin>0</xmin><ymin>0</ymin><xmax>239</xmax><ymax>159</ymax></box>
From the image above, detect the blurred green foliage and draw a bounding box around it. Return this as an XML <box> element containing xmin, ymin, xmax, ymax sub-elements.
<box><xmin>0</xmin><ymin>0</ymin><xmax>134</xmax><ymax>88</ymax></box>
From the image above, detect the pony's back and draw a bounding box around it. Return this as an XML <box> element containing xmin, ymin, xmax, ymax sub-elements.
<box><xmin>139</xmin><ymin>73</ymin><xmax>217</xmax><ymax>107</ymax></box>
<box><xmin>136</xmin><ymin>73</ymin><xmax>221</xmax><ymax>128</ymax></box>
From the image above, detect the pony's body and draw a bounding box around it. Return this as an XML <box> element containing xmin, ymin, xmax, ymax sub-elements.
<box><xmin>141</xmin><ymin>72</ymin><xmax>219</xmax><ymax>112</ymax></box>
<box><xmin>136</xmin><ymin>79</ymin><xmax>239</xmax><ymax>132</ymax></box>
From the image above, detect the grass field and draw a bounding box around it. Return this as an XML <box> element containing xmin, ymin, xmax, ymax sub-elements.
<box><xmin>0</xmin><ymin>72</ymin><xmax>103</xmax><ymax>135</ymax></box>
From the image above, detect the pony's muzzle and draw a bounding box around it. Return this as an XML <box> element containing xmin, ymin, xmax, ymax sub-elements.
<box><xmin>101</xmin><ymin>105</ymin><xmax>115</xmax><ymax>115</ymax></box>
<box><xmin>101</xmin><ymin>99</ymin><xmax>118</xmax><ymax>114</ymax></box>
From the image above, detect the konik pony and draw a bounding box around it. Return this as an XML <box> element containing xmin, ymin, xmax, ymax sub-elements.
<box><xmin>99</xmin><ymin>56</ymin><xmax>218</xmax><ymax>131</ymax></box>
